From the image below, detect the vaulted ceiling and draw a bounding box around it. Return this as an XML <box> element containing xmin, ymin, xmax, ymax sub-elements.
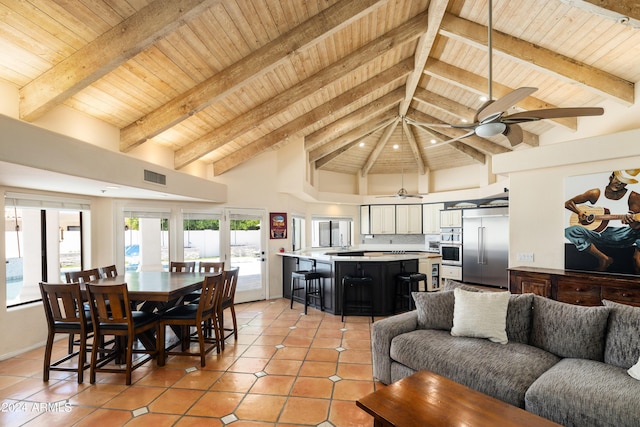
<box><xmin>2</xmin><ymin>0</ymin><xmax>639</xmax><ymax>182</ymax></box>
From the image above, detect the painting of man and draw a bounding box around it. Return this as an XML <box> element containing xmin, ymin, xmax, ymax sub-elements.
<box><xmin>565</xmin><ymin>169</ymin><xmax>640</xmax><ymax>273</ymax></box>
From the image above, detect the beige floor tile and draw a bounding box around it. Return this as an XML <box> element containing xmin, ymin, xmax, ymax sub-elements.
<box><xmin>278</xmin><ymin>396</ymin><xmax>330</xmax><ymax>424</ymax></box>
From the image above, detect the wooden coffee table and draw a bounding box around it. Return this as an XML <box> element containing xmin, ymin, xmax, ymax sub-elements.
<box><xmin>357</xmin><ymin>370</ymin><xmax>561</xmax><ymax>427</ymax></box>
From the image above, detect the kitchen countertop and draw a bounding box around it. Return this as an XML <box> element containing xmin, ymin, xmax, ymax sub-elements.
<box><xmin>277</xmin><ymin>250</ymin><xmax>441</xmax><ymax>262</ymax></box>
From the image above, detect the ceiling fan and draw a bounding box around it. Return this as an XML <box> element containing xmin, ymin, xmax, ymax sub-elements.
<box><xmin>407</xmin><ymin>0</ymin><xmax>604</xmax><ymax>147</ymax></box>
<box><xmin>377</xmin><ymin>118</ymin><xmax>423</xmax><ymax>200</ymax></box>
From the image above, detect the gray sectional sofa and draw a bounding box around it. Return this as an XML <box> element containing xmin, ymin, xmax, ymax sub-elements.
<box><xmin>371</xmin><ymin>286</ymin><xmax>640</xmax><ymax>427</ymax></box>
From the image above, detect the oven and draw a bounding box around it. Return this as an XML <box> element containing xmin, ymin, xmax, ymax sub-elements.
<box><xmin>440</xmin><ymin>243</ymin><xmax>462</xmax><ymax>266</ymax></box>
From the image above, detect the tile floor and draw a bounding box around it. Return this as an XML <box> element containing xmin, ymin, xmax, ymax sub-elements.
<box><xmin>0</xmin><ymin>298</ymin><xmax>385</xmax><ymax>426</ymax></box>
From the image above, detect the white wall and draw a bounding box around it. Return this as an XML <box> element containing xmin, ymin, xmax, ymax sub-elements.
<box><xmin>495</xmin><ymin>128</ymin><xmax>640</xmax><ymax>269</ymax></box>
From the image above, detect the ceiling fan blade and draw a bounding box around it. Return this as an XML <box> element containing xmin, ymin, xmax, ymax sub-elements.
<box><xmin>406</xmin><ymin>194</ymin><xmax>424</xmax><ymax>199</ymax></box>
<box><xmin>502</xmin><ymin>107</ymin><xmax>604</xmax><ymax>123</ymax></box>
<box><xmin>503</xmin><ymin>123</ymin><xmax>523</xmax><ymax>147</ymax></box>
<box><xmin>437</xmin><ymin>130</ymin><xmax>476</xmax><ymax>144</ymax></box>
<box><xmin>477</xmin><ymin>87</ymin><xmax>538</xmax><ymax>122</ymax></box>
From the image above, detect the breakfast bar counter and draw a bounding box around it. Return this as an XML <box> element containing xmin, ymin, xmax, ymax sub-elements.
<box><xmin>279</xmin><ymin>250</ymin><xmax>440</xmax><ymax>316</ymax></box>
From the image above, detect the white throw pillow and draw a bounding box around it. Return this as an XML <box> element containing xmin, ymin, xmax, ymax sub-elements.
<box><xmin>451</xmin><ymin>288</ymin><xmax>511</xmax><ymax>344</ymax></box>
<box><xmin>628</xmin><ymin>357</ymin><xmax>640</xmax><ymax>380</ymax></box>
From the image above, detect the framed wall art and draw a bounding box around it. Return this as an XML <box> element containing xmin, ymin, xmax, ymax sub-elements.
<box><xmin>270</xmin><ymin>212</ymin><xmax>287</xmax><ymax>239</ymax></box>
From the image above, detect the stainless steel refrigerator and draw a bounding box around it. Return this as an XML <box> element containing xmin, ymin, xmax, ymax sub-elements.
<box><xmin>462</xmin><ymin>207</ymin><xmax>509</xmax><ymax>288</ymax></box>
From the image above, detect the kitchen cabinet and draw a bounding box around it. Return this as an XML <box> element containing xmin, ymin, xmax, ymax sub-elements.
<box><xmin>440</xmin><ymin>209</ymin><xmax>462</xmax><ymax>228</ymax></box>
<box><xmin>370</xmin><ymin>205</ymin><xmax>396</xmax><ymax>234</ymax></box>
<box><xmin>423</xmin><ymin>203</ymin><xmax>444</xmax><ymax>234</ymax></box>
<box><xmin>360</xmin><ymin>205</ymin><xmax>370</xmax><ymax>235</ymax></box>
<box><xmin>396</xmin><ymin>204</ymin><xmax>422</xmax><ymax>234</ymax></box>
<box><xmin>509</xmin><ymin>267</ymin><xmax>640</xmax><ymax>307</ymax></box>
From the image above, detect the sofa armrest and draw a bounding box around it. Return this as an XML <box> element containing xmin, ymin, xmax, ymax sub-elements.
<box><xmin>371</xmin><ymin>311</ymin><xmax>418</xmax><ymax>385</ymax></box>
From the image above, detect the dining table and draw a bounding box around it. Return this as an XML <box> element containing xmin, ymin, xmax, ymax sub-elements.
<box><xmin>86</xmin><ymin>271</ymin><xmax>214</xmax><ymax>355</ymax></box>
<box><xmin>88</xmin><ymin>270</ymin><xmax>211</xmax><ymax>311</ymax></box>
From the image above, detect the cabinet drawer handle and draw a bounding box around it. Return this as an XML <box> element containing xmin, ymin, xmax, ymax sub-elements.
<box><xmin>575</xmin><ymin>288</ymin><xmax>582</xmax><ymax>292</ymax></box>
<box><xmin>622</xmin><ymin>293</ymin><xmax>630</xmax><ymax>297</ymax></box>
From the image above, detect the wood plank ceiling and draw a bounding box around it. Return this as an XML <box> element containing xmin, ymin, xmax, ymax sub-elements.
<box><xmin>2</xmin><ymin>0</ymin><xmax>639</xmax><ymax>182</ymax></box>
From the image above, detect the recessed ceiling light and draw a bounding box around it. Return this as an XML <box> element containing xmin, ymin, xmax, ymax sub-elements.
<box><xmin>479</xmin><ymin>95</ymin><xmax>488</xmax><ymax>102</ymax></box>
<box><xmin>106</xmin><ymin>185</ymin><xmax>120</xmax><ymax>190</ymax></box>
<box><xmin>430</xmin><ymin>139</ymin><xmax>437</xmax><ymax>144</ymax></box>
<box><xmin>461</xmin><ymin>119</ymin><xmax>468</xmax><ymax>123</ymax></box>
<box><xmin>393</xmin><ymin>144</ymin><xmax>399</xmax><ymax>149</ymax></box>
<box><xmin>359</xmin><ymin>142</ymin><xmax>365</xmax><ymax>147</ymax></box>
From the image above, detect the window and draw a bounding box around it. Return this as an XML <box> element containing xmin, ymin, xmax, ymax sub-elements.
<box><xmin>311</xmin><ymin>217</ymin><xmax>352</xmax><ymax>248</ymax></box>
<box><xmin>5</xmin><ymin>193</ymin><xmax>88</xmax><ymax>307</ymax></box>
<box><xmin>292</xmin><ymin>215</ymin><xmax>305</xmax><ymax>251</ymax></box>
<box><xmin>183</xmin><ymin>211</ymin><xmax>221</xmax><ymax>264</ymax></box>
<box><xmin>124</xmin><ymin>209</ymin><xmax>170</xmax><ymax>272</ymax></box>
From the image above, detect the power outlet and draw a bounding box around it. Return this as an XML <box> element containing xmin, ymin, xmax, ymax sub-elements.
<box><xmin>517</xmin><ymin>252</ymin><xmax>534</xmax><ymax>262</ymax></box>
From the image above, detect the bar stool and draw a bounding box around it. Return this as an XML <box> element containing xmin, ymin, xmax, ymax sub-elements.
<box><xmin>290</xmin><ymin>260</ymin><xmax>324</xmax><ymax>315</ymax></box>
<box><xmin>395</xmin><ymin>271</ymin><xmax>428</xmax><ymax>313</ymax></box>
<box><xmin>341</xmin><ymin>274</ymin><xmax>374</xmax><ymax>322</ymax></box>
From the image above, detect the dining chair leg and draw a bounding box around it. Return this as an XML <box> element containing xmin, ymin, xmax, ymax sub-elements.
<box><xmin>157</xmin><ymin>324</ymin><xmax>166</xmax><ymax>367</ymax></box>
<box><xmin>42</xmin><ymin>334</ymin><xmax>55</xmax><ymax>382</ymax></box>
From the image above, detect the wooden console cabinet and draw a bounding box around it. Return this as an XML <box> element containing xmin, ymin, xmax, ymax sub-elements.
<box><xmin>509</xmin><ymin>267</ymin><xmax>640</xmax><ymax>307</ymax></box>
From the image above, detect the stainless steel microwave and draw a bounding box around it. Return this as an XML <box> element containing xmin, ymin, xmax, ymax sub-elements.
<box><xmin>440</xmin><ymin>243</ymin><xmax>462</xmax><ymax>265</ymax></box>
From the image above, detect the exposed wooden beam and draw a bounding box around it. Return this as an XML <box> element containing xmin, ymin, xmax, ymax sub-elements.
<box><xmin>402</xmin><ymin>120</ymin><xmax>425</xmax><ymax>175</ymax></box>
<box><xmin>19</xmin><ymin>0</ymin><xmax>220</xmax><ymax>122</ymax></box>
<box><xmin>210</xmin><ymin>64</ymin><xmax>411</xmax><ymax>175</ymax></box>
<box><xmin>177</xmin><ymin>11</ymin><xmax>429</xmax><ymax>169</ymax></box>
<box><xmin>440</xmin><ymin>13</ymin><xmax>634</xmax><ymax>105</ymax></box>
<box><xmin>120</xmin><ymin>0</ymin><xmax>388</xmax><ymax>151</ymax></box>
<box><xmin>557</xmin><ymin>0</ymin><xmax>640</xmax><ymax>28</ymax></box>
<box><xmin>423</xmin><ymin>60</ymin><xmax>577</xmax><ymax>129</ymax></box>
<box><xmin>398</xmin><ymin>0</ymin><xmax>449</xmax><ymax>114</ymax></box>
<box><xmin>309</xmin><ymin>112</ymin><xmax>398</xmax><ymax>163</ymax></box>
<box><xmin>449</xmin><ymin>141</ymin><xmax>486</xmax><ymax>164</ymax></box>
<box><xmin>413</xmin><ymin>87</ymin><xmax>476</xmax><ymax>120</ymax></box>
<box><xmin>305</xmin><ymin>82</ymin><xmax>409</xmax><ymax>151</ymax></box>
<box><xmin>361</xmin><ymin>119</ymin><xmax>400</xmax><ymax>177</ymax></box>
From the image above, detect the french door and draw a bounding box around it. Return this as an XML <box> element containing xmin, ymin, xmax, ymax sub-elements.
<box><xmin>220</xmin><ymin>208</ymin><xmax>266</xmax><ymax>303</ymax></box>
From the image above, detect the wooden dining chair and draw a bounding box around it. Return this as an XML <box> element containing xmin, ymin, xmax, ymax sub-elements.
<box><xmin>158</xmin><ymin>272</ymin><xmax>224</xmax><ymax>366</ymax></box>
<box><xmin>220</xmin><ymin>267</ymin><xmax>240</xmax><ymax>349</ymax></box>
<box><xmin>39</xmin><ymin>282</ymin><xmax>92</xmax><ymax>383</ymax></box>
<box><xmin>199</xmin><ymin>261</ymin><xmax>224</xmax><ymax>273</ymax></box>
<box><xmin>85</xmin><ymin>283</ymin><xmax>161</xmax><ymax>385</ymax></box>
<box><xmin>169</xmin><ymin>261</ymin><xmax>196</xmax><ymax>272</ymax></box>
<box><xmin>65</xmin><ymin>268</ymin><xmax>101</xmax><ymax>284</ymax></box>
<box><xmin>63</xmin><ymin>268</ymin><xmax>102</xmax><ymax>353</ymax></box>
<box><xmin>100</xmin><ymin>264</ymin><xmax>118</xmax><ymax>278</ymax></box>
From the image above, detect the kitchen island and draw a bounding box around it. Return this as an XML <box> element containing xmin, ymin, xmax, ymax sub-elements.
<box><xmin>279</xmin><ymin>250</ymin><xmax>441</xmax><ymax>316</ymax></box>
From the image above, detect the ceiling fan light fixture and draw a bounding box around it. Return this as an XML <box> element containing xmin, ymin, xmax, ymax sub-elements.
<box><xmin>475</xmin><ymin>122</ymin><xmax>506</xmax><ymax>137</ymax></box>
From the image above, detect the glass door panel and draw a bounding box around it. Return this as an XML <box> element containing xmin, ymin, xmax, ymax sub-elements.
<box><xmin>226</xmin><ymin>209</ymin><xmax>266</xmax><ymax>303</ymax></box>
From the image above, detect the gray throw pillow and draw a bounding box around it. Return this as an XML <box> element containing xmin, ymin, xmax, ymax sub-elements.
<box><xmin>506</xmin><ymin>293</ymin><xmax>534</xmax><ymax>344</ymax></box>
<box><xmin>442</xmin><ymin>278</ymin><xmax>481</xmax><ymax>292</ymax></box>
<box><xmin>530</xmin><ymin>295</ymin><xmax>610</xmax><ymax>361</ymax></box>
<box><xmin>602</xmin><ymin>300</ymin><xmax>640</xmax><ymax>369</ymax></box>
<box><xmin>413</xmin><ymin>291</ymin><xmax>454</xmax><ymax>330</ymax></box>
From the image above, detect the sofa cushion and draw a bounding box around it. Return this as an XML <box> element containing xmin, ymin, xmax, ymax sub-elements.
<box><xmin>530</xmin><ymin>295</ymin><xmax>610</xmax><ymax>361</ymax></box>
<box><xmin>505</xmin><ymin>293</ymin><xmax>534</xmax><ymax>344</ymax></box>
<box><xmin>525</xmin><ymin>358</ymin><xmax>640</xmax><ymax>427</ymax></box>
<box><xmin>390</xmin><ymin>329</ymin><xmax>560</xmax><ymax>408</ymax></box>
<box><xmin>414</xmin><ymin>290</ymin><xmax>455</xmax><ymax>330</ymax></box>
<box><xmin>602</xmin><ymin>300</ymin><xmax>640</xmax><ymax>369</ymax></box>
<box><xmin>451</xmin><ymin>288</ymin><xmax>511</xmax><ymax>344</ymax></box>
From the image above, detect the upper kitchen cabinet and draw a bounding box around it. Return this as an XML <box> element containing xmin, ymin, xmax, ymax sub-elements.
<box><xmin>396</xmin><ymin>204</ymin><xmax>422</xmax><ymax>234</ymax></box>
<box><xmin>370</xmin><ymin>205</ymin><xmax>396</xmax><ymax>234</ymax></box>
<box><xmin>360</xmin><ymin>205</ymin><xmax>370</xmax><ymax>235</ymax></box>
<box><xmin>440</xmin><ymin>209</ymin><xmax>462</xmax><ymax>228</ymax></box>
<box><xmin>423</xmin><ymin>203</ymin><xmax>444</xmax><ymax>234</ymax></box>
